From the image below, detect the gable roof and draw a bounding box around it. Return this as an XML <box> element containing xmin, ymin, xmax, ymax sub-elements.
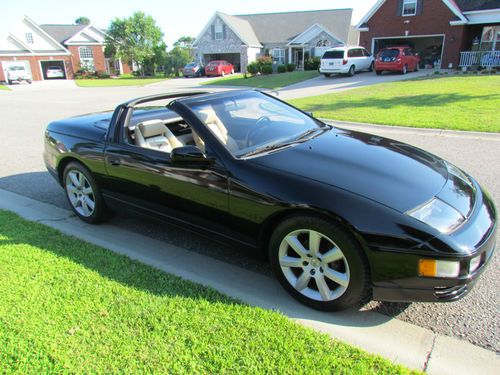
<box><xmin>287</xmin><ymin>23</ymin><xmax>344</xmax><ymax>46</ymax></box>
<box><xmin>455</xmin><ymin>0</ymin><xmax>500</xmax><ymax>11</ymax></box>
<box><xmin>238</xmin><ymin>9</ymin><xmax>352</xmax><ymax>44</ymax></box>
<box><xmin>40</xmin><ymin>24</ymin><xmax>86</xmax><ymax>44</ymax></box>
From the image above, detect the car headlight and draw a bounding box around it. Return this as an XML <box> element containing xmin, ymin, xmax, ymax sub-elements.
<box><xmin>406</xmin><ymin>197</ymin><xmax>465</xmax><ymax>234</ymax></box>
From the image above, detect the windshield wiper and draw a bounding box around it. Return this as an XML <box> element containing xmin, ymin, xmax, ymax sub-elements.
<box><xmin>242</xmin><ymin>141</ymin><xmax>298</xmax><ymax>158</ymax></box>
<box><xmin>295</xmin><ymin>125</ymin><xmax>331</xmax><ymax>141</ymax></box>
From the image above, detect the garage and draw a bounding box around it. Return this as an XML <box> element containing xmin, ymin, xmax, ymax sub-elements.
<box><xmin>1</xmin><ymin>60</ymin><xmax>32</xmax><ymax>83</ymax></box>
<box><xmin>203</xmin><ymin>53</ymin><xmax>241</xmax><ymax>72</ymax></box>
<box><xmin>40</xmin><ymin>60</ymin><xmax>67</xmax><ymax>80</ymax></box>
<box><xmin>373</xmin><ymin>35</ymin><xmax>444</xmax><ymax>69</ymax></box>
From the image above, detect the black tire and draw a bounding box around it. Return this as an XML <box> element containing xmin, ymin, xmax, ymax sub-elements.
<box><xmin>347</xmin><ymin>65</ymin><xmax>355</xmax><ymax>77</ymax></box>
<box><xmin>369</xmin><ymin>62</ymin><xmax>374</xmax><ymax>72</ymax></box>
<box><xmin>269</xmin><ymin>215</ymin><xmax>371</xmax><ymax>311</ymax></box>
<box><xmin>375</xmin><ymin>70</ymin><xmax>382</xmax><ymax>75</ymax></box>
<box><xmin>7</xmin><ymin>79</ymin><xmax>12</xmax><ymax>85</ymax></box>
<box><xmin>402</xmin><ymin>65</ymin><xmax>408</xmax><ymax>75</ymax></box>
<box><xmin>323</xmin><ymin>73</ymin><xmax>331</xmax><ymax>78</ymax></box>
<box><xmin>415</xmin><ymin>63</ymin><xmax>419</xmax><ymax>72</ymax></box>
<box><xmin>63</xmin><ymin>161</ymin><xmax>107</xmax><ymax>224</ymax></box>
<box><xmin>27</xmin><ymin>80</ymin><xmax>32</xmax><ymax>84</ymax></box>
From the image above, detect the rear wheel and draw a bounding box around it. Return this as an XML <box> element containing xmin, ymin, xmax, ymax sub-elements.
<box><xmin>375</xmin><ymin>70</ymin><xmax>382</xmax><ymax>75</ymax></box>
<box><xmin>7</xmin><ymin>79</ymin><xmax>12</xmax><ymax>85</ymax></box>
<box><xmin>63</xmin><ymin>161</ymin><xmax>107</xmax><ymax>224</ymax></box>
<box><xmin>347</xmin><ymin>65</ymin><xmax>355</xmax><ymax>77</ymax></box>
<box><xmin>221</xmin><ymin>70</ymin><xmax>225</xmax><ymax>77</ymax></box>
<box><xmin>269</xmin><ymin>215</ymin><xmax>371</xmax><ymax>311</ymax></box>
<box><xmin>323</xmin><ymin>73</ymin><xmax>331</xmax><ymax>77</ymax></box>
<box><xmin>402</xmin><ymin>65</ymin><xmax>408</xmax><ymax>75</ymax></box>
<box><xmin>369</xmin><ymin>62</ymin><xmax>374</xmax><ymax>72</ymax></box>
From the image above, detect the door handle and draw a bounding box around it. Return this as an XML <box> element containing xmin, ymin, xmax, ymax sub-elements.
<box><xmin>108</xmin><ymin>158</ymin><xmax>121</xmax><ymax>166</ymax></box>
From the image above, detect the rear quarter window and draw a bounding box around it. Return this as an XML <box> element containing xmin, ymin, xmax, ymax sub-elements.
<box><xmin>322</xmin><ymin>51</ymin><xmax>344</xmax><ymax>59</ymax></box>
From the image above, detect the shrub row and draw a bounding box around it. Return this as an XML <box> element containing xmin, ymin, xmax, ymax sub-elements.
<box><xmin>75</xmin><ymin>70</ymin><xmax>111</xmax><ymax>79</ymax></box>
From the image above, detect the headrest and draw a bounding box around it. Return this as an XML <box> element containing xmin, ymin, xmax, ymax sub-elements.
<box><xmin>197</xmin><ymin>109</ymin><xmax>218</xmax><ymax>124</ymax></box>
<box><xmin>138</xmin><ymin>120</ymin><xmax>166</xmax><ymax>138</ymax></box>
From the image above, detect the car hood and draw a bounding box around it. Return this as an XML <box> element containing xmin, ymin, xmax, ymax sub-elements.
<box><xmin>250</xmin><ymin>128</ymin><xmax>450</xmax><ymax>213</ymax></box>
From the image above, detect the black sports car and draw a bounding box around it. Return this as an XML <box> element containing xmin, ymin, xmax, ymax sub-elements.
<box><xmin>44</xmin><ymin>90</ymin><xmax>496</xmax><ymax>311</ymax></box>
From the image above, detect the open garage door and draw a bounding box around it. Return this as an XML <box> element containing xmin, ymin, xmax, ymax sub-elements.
<box><xmin>203</xmin><ymin>53</ymin><xmax>241</xmax><ymax>72</ymax></box>
<box><xmin>40</xmin><ymin>60</ymin><xmax>67</xmax><ymax>80</ymax></box>
<box><xmin>373</xmin><ymin>35</ymin><xmax>444</xmax><ymax>68</ymax></box>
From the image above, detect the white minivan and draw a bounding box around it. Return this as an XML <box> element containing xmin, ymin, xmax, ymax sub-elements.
<box><xmin>319</xmin><ymin>46</ymin><xmax>375</xmax><ymax>77</ymax></box>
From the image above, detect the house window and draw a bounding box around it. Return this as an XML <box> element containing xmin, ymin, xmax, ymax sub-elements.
<box><xmin>402</xmin><ymin>0</ymin><xmax>417</xmax><ymax>16</ymax></box>
<box><xmin>215</xmin><ymin>23</ymin><xmax>223</xmax><ymax>40</ymax></box>
<box><xmin>480</xmin><ymin>26</ymin><xmax>500</xmax><ymax>51</ymax></box>
<box><xmin>272</xmin><ymin>48</ymin><xmax>285</xmax><ymax>65</ymax></box>
<box><xmin>25</xmin><ymin>33</ymin><xmax>33</xmax><ymax>44</ymax></box>
<box><xmin>79</xmin><ymin>47</ymin><xmax>95</xmax><ymax>70</ymax></box>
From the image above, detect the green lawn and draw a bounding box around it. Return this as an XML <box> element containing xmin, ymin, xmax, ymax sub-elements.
<box><xmin>0</xmin><ymin>84</ymin><xmax>10</xmax><ymax>91</ymax></box>
<box><xmin>0</xmin><ymin>210</ymin><xmax>416</xmax><ymax>374</ymax></box>
<box><xmin>75</xmin><ymin>77</ymin><xmax>167</xmax><ymax>87</ymax></box>
<box><xmin>290</xmin><ymin>76</ymin><xmax>500</xmax><ymax>132</ymax></box>
<box><xmin>202</xmin><ymin>70</ymin><xmax>319</xmax><ymax>89</ymax></box>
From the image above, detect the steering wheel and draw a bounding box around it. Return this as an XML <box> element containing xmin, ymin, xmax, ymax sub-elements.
<box><xmin>246</xmin><ymin>116</ymin><xmax>271</xmax><ymax>147</ymax></box>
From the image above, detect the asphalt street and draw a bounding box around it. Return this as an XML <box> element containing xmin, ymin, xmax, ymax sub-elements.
<box><xmin>0</xmin><ymin>76</ymin><xmax>498</xmax><ymax>353</ymax></box>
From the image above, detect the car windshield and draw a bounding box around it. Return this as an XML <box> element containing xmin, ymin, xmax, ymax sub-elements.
<box><xmin>9</xmin><ymin>66</ymin><xmax>25</xmax><ymax>71</ymax></box>
<box><xmin>184</xmin><ymin>91</ymin><xmax>327</xmax><ymax>158</ymax></box>
<box><xmin>185</xmin><ymin>63</ymin><xmax>197</xmax><ymax>67</ymax></box>
<box><xmin>380</xmin><ymin>49</ymin><xmax>400</xmax><ymax>58</ymax></box>
<box><xmin>322</xmin><ymin>50</ymin><xmax>344</xmax><ymax>59</ymax></box>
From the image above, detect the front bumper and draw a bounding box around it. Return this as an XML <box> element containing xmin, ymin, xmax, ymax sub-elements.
<box><xmin>372</xmin><ymin>234</ymin><xmax>495</xmax><ymax>302</ymax></box>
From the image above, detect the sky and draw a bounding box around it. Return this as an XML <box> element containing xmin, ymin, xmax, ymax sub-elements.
<box><xmin>1</xmin><ymin>0</ymin><xmax>378</xmax><ymax>48</ymax></box>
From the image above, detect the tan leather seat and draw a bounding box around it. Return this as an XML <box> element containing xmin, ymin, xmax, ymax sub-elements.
<box><xmin>135</xmin><ymin>119</ymin><xmax>183</xmax><ymax>152</ymax></box>
<box><xmin>194</xmin><ymin>108</ymin><xmax>239</xmax><ymax>153</ymax></box>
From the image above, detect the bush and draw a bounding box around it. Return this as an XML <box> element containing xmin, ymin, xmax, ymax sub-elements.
<box><xmin>304</xmin><ymin>57</ymin><xmax>321</xmax><ymax>71</ymax></box>
<box><xmin>96</xmin><ymin>71</ymin><xmax>111</xmax><ymax>79</ymax></box>
<box><xmin>261</xmin><ymin>65</ymin><xmax>273</xmax><ymax>75</ymax></box>
<box><xmin>277</xmin><ymin>65</ymin><xmax>287</xmax><ymax>73</ymax></box>
<box><xmin>286</xmin><ymin>63</ymin><xmax>295</xmax><ymax>72</ymax></box>
<box><xmin>247</xmin><ymin>62</ymin><xmax>259</xmax><ymax>75</ymax></box>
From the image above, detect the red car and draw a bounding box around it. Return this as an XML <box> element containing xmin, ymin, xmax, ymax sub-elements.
<box><xmin>205</xmin><ymin>60</ymin><xmax>234</xmax><ymax>77</ymax></box>
<box><xmin>375</xmin><ymin>46</ymin><xmax>420</xmax><ymax>75</ymax></box>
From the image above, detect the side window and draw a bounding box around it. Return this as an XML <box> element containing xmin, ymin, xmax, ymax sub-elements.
<box><xmin>362</xmin><ymin>48</ymin><xmax>370</xmax><ymax>57</ymax></box>
<box><xmin>347</xmin><ymin>49</ymin><xmax>354</xmax><ymax>58</ymax></box>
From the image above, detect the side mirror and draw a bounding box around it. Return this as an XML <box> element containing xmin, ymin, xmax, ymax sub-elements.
<box><xmin>306</xmin><ymin>111</ymin><xmax>314</xmax><ymax>118</ymax></box>
<box><xmin>171</xmin><ymin>145</ymin><xmax>212</xmax><ymax>164</ymax></box>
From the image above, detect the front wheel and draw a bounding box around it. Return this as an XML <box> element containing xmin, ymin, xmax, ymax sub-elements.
<box><xmin>63</xmin><ymin>161</ymin><xmax>107</xmax><ymax>224</ymax></box>
<box><xmin>221</xmin><ymin>71</ymin><xmax>225</xmax><ymax>77</ymax></box>
<box><xmin>269</xmin><ymin>215</ymin><xmax>371</xmax><ymax>311</ymax></box>
<box><xmin>347</xmin><ymin>65</ymin><xmax>355</xmax><ymax>77</ymax></box>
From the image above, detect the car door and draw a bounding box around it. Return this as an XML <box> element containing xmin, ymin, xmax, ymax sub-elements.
<box><xmin>361</xmin><ymin>48</ymin><xmax>373</xmax><ymax>69</ymax></box>
<box><xmin>102</xmin><ymin>114</ymin><xmax>234</xmax><ymax>240</ymax></box>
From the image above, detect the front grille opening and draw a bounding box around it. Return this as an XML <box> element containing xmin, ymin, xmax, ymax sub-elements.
<box><xmin>434</xmin><ymin>285</ymin><xmax>467</xmax><ymax>300</ymax></box>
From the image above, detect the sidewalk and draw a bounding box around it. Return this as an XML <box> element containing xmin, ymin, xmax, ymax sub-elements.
<box><xmin>0</xmin><ymin>188</ymin><xmax>497</xmax><ymax>374</ymax></box>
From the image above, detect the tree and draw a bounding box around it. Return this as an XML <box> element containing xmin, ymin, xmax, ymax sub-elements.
<box><xmin>173</xmin><ymin>36</ymin><xmax>195</xmax><ymax>50</ymax></box>
<box><xmin>162</xmin><ymin>36</ymin><xmax>196</xmax><ymax>77</ymax></box>
<box><xmin>105</xmin><ymin>11</ymin><xmax>164</xmax><ymax>76</ymax></box>
<box><xmin>75</xmin><ymin>17</ymin><xmax>90</xmax><ymax>25</ymax></box>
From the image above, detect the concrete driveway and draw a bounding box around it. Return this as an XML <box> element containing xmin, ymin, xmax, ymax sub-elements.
<box><xmin>0</xmin><ymin>78</ymin><xmax>498</xmax><ymax>353</ymax></box>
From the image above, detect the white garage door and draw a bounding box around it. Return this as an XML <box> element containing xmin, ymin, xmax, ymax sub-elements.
<box><xmin>1</xmin><ymin>60</ymin><xmax>32</xmax><ymax>81</ymax></box>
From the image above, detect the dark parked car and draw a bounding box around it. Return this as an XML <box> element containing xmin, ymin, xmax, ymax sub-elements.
<box><xmin>183</xmin><ymin>62</ymin><xmax>204</xmax><ymax>78</ymax></box>
<box><xmin>205</xmin><ymin>60</ymin><xmax>234</xmax><ymax>77</ymax></box>
<box><xmin>375</xmin><ymin>46</ymin><xmax>420</xmax><ymax>75</ymax></box>
<box><xmin>44</xmin><ymin>90</ymin><xmax>496</xmax><ymax>311</ymax></box>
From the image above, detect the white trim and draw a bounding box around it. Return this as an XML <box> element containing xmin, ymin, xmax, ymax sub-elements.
<box><xmin>23</xmin><ymin>15</ymin><xmax>71</xmax><ymax>53</ymax></box>
<box><xmin>65</xmin><ymin>25</ymin><xmax>106</xmax><ymax>45</ymax></box>
<box><xmin>286</xmin><ymin>23</ymin><xmax>344</xmax><ymax>46</ymax></box>
<box><xmin>7</xmin><ymin>34</ymin><xmax>34</xmax><ymax>53</ymax></box>
<box><xmin>371</xmin><ymin>34</ymin><xmax>446</xmax><ymax>67</ymax></box>
<box><xmin>463</xmin><ymin>9</ymin><xmax>500</xmax><ymax>14</ymax></box>
<box><xmin>358</xmin><ymin>27</ymin><xmax>369</xmax><ymax>32</ymax></box>
<box><xmin>450</xmin><ymin>20</ymin><xmax>468</xmax><ymax>26</ymax></box>
<box><xmin>357</xmin><ymin>0</ymin><xmax>469</xmax><ymax>30</ymax></box>
<box><xmin>402</xmin><ymin>0</ymin><xmax>417</xmax><ymax>17</ymax></box>
<box><xmin>356</xmin><ymin>0</ymin><xmax>385</xmax><ymax>30</ymax></box>
<box><xmin>37</xmin><ymin>59</ymin><xmax>68</xmax><ymax>81</ymax></box>
<box><xmin>218</xmin><ymin>13</ymin><xmax>262</xmax><ymax>48</ymax></box>
<box><xmin>0</xmin><ymin>52</ymin><xmax>71</xmax><ymax>57</ymax></box>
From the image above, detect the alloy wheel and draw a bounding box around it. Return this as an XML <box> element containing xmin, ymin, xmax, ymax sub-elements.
<box><xmin>65</xmin><ymin>170</ymin><xmax>96</xmax><ymax>217</ymax></box>
<box><xmin>278</xmin><ymin>229</ymin><xmax>350</xmax><ymax>302</ymax></box>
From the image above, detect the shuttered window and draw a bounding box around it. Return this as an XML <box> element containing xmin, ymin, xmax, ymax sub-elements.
<box><xmin>215</xmin><ymin>23</ymin><xmax>223</xmax><ymax>40</ymax></box>
<box><xmin>402</xmin><ymin>0</ymin><xmax>417</xmax><ymax>16</ymax></box>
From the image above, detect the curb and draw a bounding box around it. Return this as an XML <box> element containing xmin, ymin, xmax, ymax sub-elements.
<box><xmin>322</xmin><ymin>119</ymin><xmax>500</xmax><ymax>141</ymax></box>
<box><xmin>0</xmin><ymin>188</ymin><xmax>497</xmax><ymax>374</ymax></box>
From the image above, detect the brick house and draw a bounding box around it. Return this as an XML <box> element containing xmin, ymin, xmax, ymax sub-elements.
<box><xmin>0</xmin><ymin>15</ymin><xmax>130</xmax><ymax>82</ymax></box>
<box><xmin>356</xmin><ymin>0</ymin><xmax>500</xmax><ymax>69</ymax></box>
<box><xmin>193</xmin><ymin>9</ymin><xmax>358</xmax><ymax>72</ymax></box>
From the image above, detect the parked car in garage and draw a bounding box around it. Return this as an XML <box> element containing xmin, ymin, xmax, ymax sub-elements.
<box><xmin>44</xmin><ymin>90</ymin><xmax>496</xmax><ymax>311</ymax></box>
<box><xmin>183</xmin><ymin>62</ymin><xmax>205</xmax><ymax>78</ymax></box>
<box><xmin>6</xmin><ymin>65</ymin><xmax>32</xmax><ymax>84</ymax></box>
<box><xmin>375</xmin><ymin>46</ymin><xmax>420</xmax><ymax>75</ymax></box>
<box><xmin>46</xmin><ymin>66</ymin><xmax>65</xmax><ymax>79</ymax></box>
<box><xmin>205</xmin><ymin>60</ymin><xmax>234</xmax><ymax>77</ymax></box>
<box><xmin>319</xmin><ymin>46</ymin><xmax>374</xmax><ymax>77</ymax></box>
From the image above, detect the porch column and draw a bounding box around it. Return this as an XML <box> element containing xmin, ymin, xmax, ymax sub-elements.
<box><xmin>288</xmin><ymin>47</ymin><xmax>292</xmax><ymax>64</ymax></box>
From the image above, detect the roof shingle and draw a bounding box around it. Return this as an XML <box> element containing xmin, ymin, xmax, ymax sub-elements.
<box><xmin>40</xmin><ymin>24</ymin><xmax>86</xmax><ymax>44</ymax></box>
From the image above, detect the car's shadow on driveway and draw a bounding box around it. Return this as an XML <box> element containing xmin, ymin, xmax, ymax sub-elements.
<box><xmin>0</xmin><ymin>171</ymin><xmax>410</xmax><ymax>328</ymax></box>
